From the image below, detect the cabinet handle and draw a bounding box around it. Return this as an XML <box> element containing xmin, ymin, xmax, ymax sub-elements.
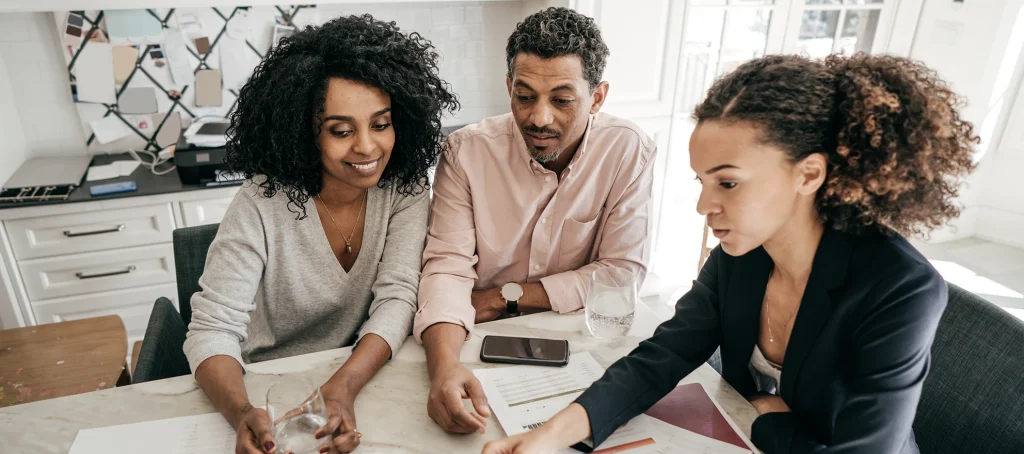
<box><xmin>75</xmin><ymin>265</ymin><xmax>137</xmax><ymax>280</ymax></box>
<box><xmin>63</xmin><ymin>224</ymin><xmax>126</xmax><ymax>237</ymax></box>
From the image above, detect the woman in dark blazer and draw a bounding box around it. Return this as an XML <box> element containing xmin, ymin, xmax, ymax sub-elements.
<box><xmin>484</xmin><ymin>53</ymin><xmax>978</xmax><ymax>453</ymax></box>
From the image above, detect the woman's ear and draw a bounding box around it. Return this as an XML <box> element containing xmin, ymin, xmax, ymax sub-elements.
<box><xmin>797</xmin><ymin>153</ymin><xmax>827</xmax><ymax>195</ymax></box>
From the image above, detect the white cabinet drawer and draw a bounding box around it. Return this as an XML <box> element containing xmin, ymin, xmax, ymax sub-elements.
<box><xmin>32</xmin><ymin>284</ymin><xmax>179</xmax><ymax>345</ymax></box>
<box><xmin>19</xmin><ymin>244</ymin><xmax>176</xmax><ymax>300</ymax></box>
<box><xmin>181</xmin><ymin>195</ymin><xmax>235</xmax><ymax>227</ymax></box>
<box><xmin>5</xmin><ymin>204</ymin><xmax>176</xmax><ymax>260</ymax></box>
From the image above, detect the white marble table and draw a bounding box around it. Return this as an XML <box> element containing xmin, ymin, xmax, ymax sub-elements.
<box><xmin>0</xmin><ymin>304</ymin><xmax>758</xmax><ymax>453</ymax></box>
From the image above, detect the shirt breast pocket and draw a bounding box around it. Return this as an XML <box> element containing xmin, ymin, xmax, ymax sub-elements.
<box><xmin>557</xmin><ymin>209</ymin><xmax>603</xmax><ymax>270</ymax></box>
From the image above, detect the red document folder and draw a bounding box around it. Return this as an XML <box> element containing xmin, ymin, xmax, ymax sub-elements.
<box><xmin>644</xmin><ymin>383</ymin><xmax>751</xmax><ymax>451</ymax></box>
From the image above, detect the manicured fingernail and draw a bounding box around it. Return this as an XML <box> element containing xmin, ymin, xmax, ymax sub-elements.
<box><xmin>319</xmin><ymin>448</ymin><xmax>328</xmax><ymax>454</ymax></box>
<box><xmin>264</xmin><ymin>441</ymin><xmax>274</xmax><ymax>452</ymax></box>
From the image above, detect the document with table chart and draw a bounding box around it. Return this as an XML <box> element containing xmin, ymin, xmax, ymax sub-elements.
<box><xmin>68</xmin><ymin>412</ymin><xmax>234</xmax><ymax>454</ymax></box>
<box><xmin>474</xmin><ymin>351</ymin><xmax>664</xmax><ymax>453</ymax></box>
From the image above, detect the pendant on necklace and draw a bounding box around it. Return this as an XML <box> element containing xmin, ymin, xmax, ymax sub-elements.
<box><xmin>345</xmin><ymin>243</ymin><xmax>353</xmax><ymax>254</ymax></box>
<box><xmin>769</xmin><ymin>337</ymin><xmax>774</xmax><ymax>343</ymax></box>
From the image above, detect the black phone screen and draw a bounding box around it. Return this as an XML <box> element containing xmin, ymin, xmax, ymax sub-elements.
<box><xmin>481</xmin><ymin>336</ymin><xmax>568</xmax><ymax>362</ymax></box>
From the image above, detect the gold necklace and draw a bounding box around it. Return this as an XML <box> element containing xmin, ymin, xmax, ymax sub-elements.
<box><xmin>316</xmin><ymin>191</ymin><xmax>366</xmax><ymax>254</ymax></box>
<box><xmin>766</xmin><ymin>267</ymin><xmax>798</xmax><ymax>343</ymax></box>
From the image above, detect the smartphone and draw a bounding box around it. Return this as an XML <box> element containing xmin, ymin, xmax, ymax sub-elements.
<box><xmin>480</xmin><ymin>335</ymin><xmax>570</xmax><ymax>367</ymax></box>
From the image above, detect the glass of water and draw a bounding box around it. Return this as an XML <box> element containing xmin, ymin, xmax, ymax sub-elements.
<box><xmin>585</xmin><ymin>267</ymin><xmax>638</xmax><ymax>338</ymax></box>
<box><xmin>266</xmin><ymin>376</ymin><xmax>328</xmax><ymax>454</ymax></box>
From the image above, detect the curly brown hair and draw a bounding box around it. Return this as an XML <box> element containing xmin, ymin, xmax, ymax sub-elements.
<box><xmin>506</xmin><ymin>7</ymin><xmax>610</xmax><ymax>91</ymax></box>
<box><xmin>693</xmin><ymin>53</ymin><xmax>978</xmax><ymax>236</ymax></box>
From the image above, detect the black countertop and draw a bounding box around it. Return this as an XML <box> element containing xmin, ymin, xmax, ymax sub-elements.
<box><xmin>0</xmin><ymin>153</ymin><xmax>239</xmax><ymax>210</ymax></box>
<box><xmin>0</xmin><ymin>124</ymin><xmax>468</xmax><ymax>211</ymax></box>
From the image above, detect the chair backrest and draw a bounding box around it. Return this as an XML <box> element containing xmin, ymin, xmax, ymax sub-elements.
<box><xmin>172</xmin><ymin>223</ymin><xmax>220</xmax><ymax>327</ymax></box>
<box><xmin>913</xmin><ymin>282</ymin><xmax>1024</xmax><ymax>453</ymax></box>
<box><xmin>133</xmin><ymin>297</ymin><xmax>191</xmax><ymax>383</ymax></box>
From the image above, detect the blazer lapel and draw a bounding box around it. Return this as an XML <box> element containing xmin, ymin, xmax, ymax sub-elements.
<box><xmin>721</xmin><ymin>246</ymin><xmax>772</xmax><ymax>397</ymax></box>
<box><xmin>779</xmin><ymin>228</ymin><xmax>854</xmax><ymax>400</ymax></box>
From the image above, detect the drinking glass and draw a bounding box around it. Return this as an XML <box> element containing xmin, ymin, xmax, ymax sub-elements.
<box><xmin>585</xmin><ymin>267</ymin><xmax>638</xmax><ymax>338</ymax></box>
<box><xmin>266</xmin><ymin>376</ymin><xmax>328</xmax><ymax>454</ymax></box>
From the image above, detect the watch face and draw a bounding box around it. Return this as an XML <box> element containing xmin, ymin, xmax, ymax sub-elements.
<box><xmin>501</xmin><ymin>283</ymin><xmax>523</xmax><ymax>301</ymax></box>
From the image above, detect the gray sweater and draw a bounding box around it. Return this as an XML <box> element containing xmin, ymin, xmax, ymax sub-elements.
<box><xmin>183</xmin><ymin>180</ymin><xmax>427</xmax><ymax>373</ymax></box>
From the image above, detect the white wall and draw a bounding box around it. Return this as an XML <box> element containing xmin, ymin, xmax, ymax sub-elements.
<box><xmin>908</xmin><ymin>0</ymin><xmax>1024</xmax><ymax>245</ymax></box>
<box><xmin>0</xmin><ymin>2</ymin><xmax>534</xmax><ymax>166</ymax></box>
<box><xmin>0</xmin><ymin>52</ymin><xmax>29</xmax><ymax>187</ymax></box>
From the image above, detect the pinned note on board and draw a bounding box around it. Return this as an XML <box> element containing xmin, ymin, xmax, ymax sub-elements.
<box><xmin>111</xmin><ymin>46</ymin><xmax>138</xmax><ymax>85</ymax></box>
<box><xmin>194</xmin><ymin>69</ymin><xmax>223</xmax><ymax>107</ymax></box>
<box><xmin>89</xmin><ymin>115</ymin><xmax>133</xmax><ymax>144</ymax></box>
<box><xmin>65</xmin><ymin>12</ymin><xmax>85</xmax><ymax>38</ymax></box>
<box><xmin>104</xmin><ymin>9</ymin><xmax>163</xmax><ymax>45</ymax></box>
<box><xmin>119</xmin><ymin>87</ymin><xmax>158</xmax><ymax>114</ymax></box>
<box><xmin>162</xmin><ymin>30</ymin><xmax>194</xmax><ymax>85</ymax></box>
<box><xmin>155</xmin><ymin>112</ymin><xmax>183</xmax><ymax>148</ymax></box>
<box><xmin>194</xmin><ymin>36</ymin><xmax>211</xmax><ymax>55</ymax></box>
<box><xmin>74</xmin><ymin>42</ymin><xmax>116</xmax><ymax>104</ymax></box>
<box><xmin>220</xmin><ymin>36</ymin><xmax>256</xmax><ymax>90</ymax></box>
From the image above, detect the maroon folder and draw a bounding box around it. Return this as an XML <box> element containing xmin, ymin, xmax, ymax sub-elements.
<box><xmin>644</xmin><ymin>383</ymin><xmax>751</xmax><ymax>451</ymax></box>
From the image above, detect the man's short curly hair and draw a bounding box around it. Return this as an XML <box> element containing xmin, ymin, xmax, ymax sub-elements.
<box><xmin>505</xmin><ymin>7</ymin><xmax>609</xmax><ymax>91</ymax></box>
<box><xmin>694</xmin><ymin>54</ymin><xmax>978</xmax><ymax>237</ymax></box>
<box><xmin>225</xmin><ymin>14</ymin><xmax>459</xmax><ymax>219</ymax></box>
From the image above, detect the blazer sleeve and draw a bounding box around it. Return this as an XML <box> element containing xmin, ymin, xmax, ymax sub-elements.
<box><xmin>751</xmin><ymin>263</ymin><xmax>947</xmax><ymax>453</ymax></box>
<box><xmin>574</xmin><ymin>247</ymin><xmax>725</xmax><ymax>446</ymax></box>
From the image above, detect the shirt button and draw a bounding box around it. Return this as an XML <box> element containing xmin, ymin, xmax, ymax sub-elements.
<box><xmin>533</xmin><ymin>264</ymin><xmax>540</xmax><ymax>271</ymax></box>
<box><xmin>545</xmin><ymin>176</ymin><xmax>552</xmax><ymax>183</ymax></box>
<box><xmin>541</xmin><ymin>217</ymin><xmax>547</xmax><ymax>224</ymax></box>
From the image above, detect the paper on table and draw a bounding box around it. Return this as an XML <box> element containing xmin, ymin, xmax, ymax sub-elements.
<box><xmin>116</xmin><ymin>160</ymin><xmax>142</xmax><ymax>176</ymax></box>
<box><xmin>69</xmin><ymin>412</ymin><xmax>234</xmax><ymax>454</ymax></box>
<box><xmin>85</xmin><ymin>164</ymin><xmax>119</xmax><ymax>182</ymax></box>
<box><xmin>75</xmin><ymin>42</ymin><xmax>116</xmax><ymax>104</ymax></box>
<box><xmin>475</xmin><ymin>351</ymin><xmax>664</xmax><ymax>453</ymax></box>
<box><xmin>89</xmin><ymin>115</ymin><xmax>132</xmax><ymax>144</ymax></box>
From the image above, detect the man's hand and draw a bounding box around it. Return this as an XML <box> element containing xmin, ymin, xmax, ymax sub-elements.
<box><xmin>471</xmin><ymin>287</ymin><xmax>505</xmax><ymax>323</ymax></box>
<box><xmin>427</xmin><ymin>362</ymin><xmax>491</xmax><ymax>434</ymax></box>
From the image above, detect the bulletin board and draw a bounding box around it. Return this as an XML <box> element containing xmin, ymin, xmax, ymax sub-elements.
<box><xmin>52</xmin><ymin>6</ymin><xmax>325</xmax><ymax>153</ymax></box>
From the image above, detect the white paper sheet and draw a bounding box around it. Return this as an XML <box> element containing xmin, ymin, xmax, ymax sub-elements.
<box><xmin>69</xmin><ymin>412</ymin><xmax>234</xmax><ymax>454</ymax></box>
<box><xmin>89</xmin><ymin>115</ymin><xmax>132</xmax><ymax>144</ymax></box>
<box><xmin>475</xmin><ymin>352</ymin><xmax>664</xmax><ymax>453</ymax></box>
<box><xmin>85</xmin><ymin>164</ymin><xmax>119</xmax><ymax>182</ymax></box>
<box><xmin>104</xmin><ymin>9</ymin><xmax>163</xmax><ymax>45</ymax></box>
<box><xmin>75</xmin><ymin>42</ymin><xmax>116</xmax><ymax>104</ymax></box>
<box><xmin>163</xmin><ymin>30</ymin><xmax>195</xmax><ymax>85</ymax></box>
<box><xmin>219</xmin><ymin>35</ymin><xmax>257</xmax><ymax>90</ymax></box>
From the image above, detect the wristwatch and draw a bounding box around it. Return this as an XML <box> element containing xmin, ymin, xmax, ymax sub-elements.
<box><xmin>501</xmin><ymin>282</ymin><xmax>524</xmax><ymax>317</ymax></box>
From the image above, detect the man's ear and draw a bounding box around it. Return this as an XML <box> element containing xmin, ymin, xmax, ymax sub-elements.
<box><xmin>589</xmin><ymin>81</ymin><xmax>609</xmax><ymax>115</ymax></box>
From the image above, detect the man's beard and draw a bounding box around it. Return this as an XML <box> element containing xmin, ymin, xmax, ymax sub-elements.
<box><xmin>529</xmin><ymin>145</ymin><xmax>562</xmax><ymax>163</ymax></box>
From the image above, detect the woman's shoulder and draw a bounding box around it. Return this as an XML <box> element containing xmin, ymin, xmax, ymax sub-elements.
<box><xmin>849</xmin><ymin>231</ymin><xmax>946</xmax><ymax>313</ymax></box>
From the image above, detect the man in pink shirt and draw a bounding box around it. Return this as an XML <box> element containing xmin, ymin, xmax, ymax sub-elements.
<box><xmin>414</xmin><ymin>7</ymin><xmax>657</xmax><ymax>435</ymax></box>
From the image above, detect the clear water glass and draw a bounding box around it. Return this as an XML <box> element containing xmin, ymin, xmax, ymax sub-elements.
<box><xmin>266</xmin><ymin>376</ymin><xmax>328</xmax><ymax>454</ymax></box>
<box><xmin>585</xmin><ymin>267</ymin><xmax>637</xmax><ymax>338</ymax></box>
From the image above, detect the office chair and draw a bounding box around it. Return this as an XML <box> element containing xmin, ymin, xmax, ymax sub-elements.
<box><xmin>913</xmin><ymin>282</ymin><xmax>1024</xmax><ymax>453</ymax></box>
<box><xmin>133</xmin><ymin>223</ymin><xmax>220</xmax><ymax>383</ymax></box>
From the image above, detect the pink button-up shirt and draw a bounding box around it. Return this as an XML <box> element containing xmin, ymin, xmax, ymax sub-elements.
<box><xmin>413</xmin><ymin>112</ymin><xmax>656</xmax><ymax>342</ymax></box>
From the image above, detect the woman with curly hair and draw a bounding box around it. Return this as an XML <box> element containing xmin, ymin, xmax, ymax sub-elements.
<box><xmin>484</xmin><ymin>53</ymin><xmax>976</xmax><ymax>454</ymax></box>
<box><xmin>182</xmin><ymin>15</ymin><xmax>457</xmax><ymax>454</ymax></box>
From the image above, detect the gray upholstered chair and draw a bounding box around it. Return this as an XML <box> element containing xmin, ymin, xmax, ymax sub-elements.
<box><xmin>172</xmin><ymin>223</ymin><xmax>220</xmax><ymax>327</ymax></box>
<box><xmin>913</xmin><ymin>282</ymin><xmax>1024</xmax><ymax>453</ymax></box>
<box><xmin>133</xmin><ymin>223</ymin><xmax>220</xmax><ymax>383</ymax></box>
<box><xmin>133</xmin><ymin>297</ymin><xmax>191</xmax><ymax>383</ymax></box>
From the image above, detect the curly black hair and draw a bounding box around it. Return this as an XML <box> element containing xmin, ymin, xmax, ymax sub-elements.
<box><xmin>694</xmin><ymin>53</ymin><xmax>978</xmax><ymax>237</ymax></box>
<box><xmin>506</xmin><ymin>7</ymin><xmax>609</xmax><ymax>91</ymax></box>
<box><xmin>225</xmin><ymin>14</ymin><xmax>459</xmax><ymax>218</ymax></box>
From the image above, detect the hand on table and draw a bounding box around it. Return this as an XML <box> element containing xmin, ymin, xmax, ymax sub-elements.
<box><xmin>428</xmin><ymin>362</ymin><xmax>491</xmax><ymax>434</ymax></box>
<box><xmin>749</xmin><ymin>394</ymin><xmax>791</xmax><ymax>415</ymax></box>
<box><xmin>472</xmin><ymin>288</ymin><xmax>505</xmax><ymax>323</ymax></box>
<box><xmin>234</xmin><ymin>403</ymin><xmax>277</xmax><ymax>454</ymax></box>
<box><xmin>315</xmin><ymin>385</ymin><xmax>361</xmax><ymax>453</ymax></box>
<box><xmin>481</xmin><ymin>428</ymin><xmax>564</xmax><ymax>454</ymax></box>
